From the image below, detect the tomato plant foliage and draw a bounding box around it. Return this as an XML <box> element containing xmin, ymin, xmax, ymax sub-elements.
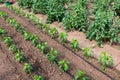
<box><xmin>18</xmin><ymin>0</ymin><xmax>33</xmax><ymax>8</ymax></box>
<box><xmin>87</xmin><ymin>9</ymin><xmax>120</xmax><ymax>46</ymax></box>
<box><xmin>62</xmin><ymin>0</ymin><xmax>89</xmax><ymax>32</ymax></box>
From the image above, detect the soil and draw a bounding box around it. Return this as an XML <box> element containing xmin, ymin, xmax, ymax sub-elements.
<box><xmin>7</xmin><ymin>6</ymin><xmax>120</xmax><ymax>80</ymax></box>
<box><xmin>0</xmin><ymin>18</ymin><xmax>72</xmax><ymax>80</ymax></box>
<box><xmin>0</xmin><ymin>38</ymin><xmax>32</xmax><ymax>80</ymax></box>
<box><xmin>0</xmin><ymin>7</ymin><xmax>120</xmax><ymax>80</ymax></box>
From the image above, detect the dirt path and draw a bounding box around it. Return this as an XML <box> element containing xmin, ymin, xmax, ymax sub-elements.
<box><xmin>0</xmin><ymin>7</ymin><xmax>119</xmax><ymax>80</ymax></box>
<box><xmin>0</xmin><ymin>18</ymin><xmax>72</xmax><ymax>80</ymax></box>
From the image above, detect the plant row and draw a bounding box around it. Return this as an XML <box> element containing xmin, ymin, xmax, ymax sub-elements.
<box><xmin>5</xmin><ymin>5</ymin><xmax>115</xmax><ymax>72</ymax></box>
<box><xmin>0</xmin><ymin>27</ymin><xmax>44</xmax><ymax>80</ymax></box>
<box><xmin>16</xmin><ymin>0</ymin><xmax>120</xmax><ymax>46</ymax></box>
<box><xmin>17</xmin><ymin>0</ymin><xmax>71</xmax><ymax>23</ymax></box>
<box><xmin>86</xmin><ymin>0</ymin><xmax>120</xmax><ymax>46</ymax></box>
<box><xmin>0</xmin><ymin>11</ymin><xmax>91</xmax><ymax>80</ymax></box>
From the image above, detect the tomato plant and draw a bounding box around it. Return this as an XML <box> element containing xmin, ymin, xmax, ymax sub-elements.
<box><xmin>46</xmin><ymin>0</ymin><xmax>66</xmax><ymax>23</ymax></box>
<box><xmin>114</xmin><ymin>0</ymin><xmax>120</xmax><ymax>16</ymax></box>
<box><xmin>32</xmin><ymin>0</ymin><xmax>47</xmax><ymax>14</ymax></box>
<box><xmin>62</xmin><ymin>0</ymin><xmax>89</xmax><ymax>32</ymax></box>
<box><xmin>86</xmin><ymin>10</ymin><xmax>120</xmax><ymax>46</ymax></box>
<box><xmin>17</xmin><ymin>0</ymin><xmax>33</xmax><ymax>8</ymax></box>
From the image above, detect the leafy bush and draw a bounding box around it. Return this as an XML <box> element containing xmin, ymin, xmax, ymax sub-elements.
<box><xmin>32</xmin><ymin>0</ymin><xmax>47</xmax><ymax>14</ymax></box>
<box><xmin>93</xmin><ymin>0</ymin><xmax>113</xmax><ymax>14</ymax></box>
<box><xmin>114</xmin><ymin>0</ymin><xmax>120</xmax><ymax>15</ymax></box>
<box><xmin>62</xmin><ymin>0</ymin><xmax>89</xmax><ymax>32</ymax></box>
<box><xmin>46</xmin><ymin>0</ymin><xmax>66</xmax><ymax>23</ymax></box>
<box><xmin>17</xmin><ymin>0</ymin><xmax>33</xmax><ymax>8</ymax></box>
<box><xmin>86</xmin><ymin>10</ymin><xmax>120</xmax><ymax>46</ymax></box>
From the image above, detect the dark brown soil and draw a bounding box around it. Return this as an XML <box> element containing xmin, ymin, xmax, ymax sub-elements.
<box><xmin>0</xmin><ymin>7</ymin><xmax>119</xmax><ymax>80</ymax></box>
<box><xmin>0</xmin><ymin>37</ymin><xmax>32</xmax><ymax>80</ymax></box>
<box><xmin>0</xmin><ymin>18</ymin><xmax>72</xmax><ymax>80</ymax></box>
<box><xmin>0</xmin><ymin>40</ymin><xmax>33</xmax><ymax>80</ymax></box>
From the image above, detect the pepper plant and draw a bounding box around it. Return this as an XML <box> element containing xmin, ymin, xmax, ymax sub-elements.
<box><xmin>8</xmin><ymin>44</ymin><xmax>18</xmax><ymax>53</ymax></box>
<box><xmin>33</xmin><ymin>74</ymin><xmax>44</xmax><ymax>80</ymax></box>
<box><xmin>23</xmin><ymin>63</ymin><xmax>33</xmax><ymax>74</ymax></box>
<box><xmin>47</xmin><ymin>48</ymin><xmax>58</xmax><ymax>62</ymax></box>
<box><xmin>74</xmin><ymin>70</ymin><xmax>89</xmax><ymax>80</ymax></box>
<box><xmin>23</xmin><ymin>31</ymin><xmax>31</xmax><ymax>40</ymax></box>
<box><xmin>48</xmin><ymin>28</ymin><xmax>58</xmax><ymax>38</ymax></box>
<box><xmin>29</xmin><ymin>34</ymin><xmax>40</xmax><ymax>46</ymax></box>
<box><xmin>70</xmin><ymin>39</ymin><xmax>79</xmax><ymax>51</ymax></box>
<box><xmin>98</xmin><ymin>52</ymin><xmax>113</xmax><ymax>71</ymax></box>
<box><xmin>58</xmin><ymin>32</ymin><xmax>67</xmax><ymax>43</ymax></box>
<box><xmin>0</xmin><ymin>11</ymin><xmax>8</xmax><ymax>19</ymax></box>
<box><xmin>36</xmin><ymin>42</ymin><xmax>48</xmax><ymax>54</ymax></box>
<box><xmin>15</xmin><ymin>49</ymin><xmax>25</xmax><ymax>63</ymax></box>
<box><xmin>0</xmin><ymin>27</ymin><xmax>6</xmax><ymax>37</ymax></box>
<box><xmin>58</xmin><ymin>60</ymin><xmax>69</xmax><ymax>71</ymax></box>
<box><xmin>81</xmin><ymin>47</ymin><xmax>93</xmax><ymax>58</ymax></box>
<box><xmin>2</xmin><ymin>36</ymin><xmax>12</xmax><ymax>46</ymax></box>
<box><xmin>42</xmin><ymin>24</ymin><xmax>51</xmax><ymax>33</ymax></box>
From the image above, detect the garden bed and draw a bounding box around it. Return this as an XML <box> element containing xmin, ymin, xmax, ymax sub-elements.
<box><xmin>0</xmin><ymin>6</ymin><xmax>120</xmax><ymax>80</ymax></box>
<box><xmin>11</xmin><ymin>2</ymin><xmax>120</xmax><ymax>71</ymax></box>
